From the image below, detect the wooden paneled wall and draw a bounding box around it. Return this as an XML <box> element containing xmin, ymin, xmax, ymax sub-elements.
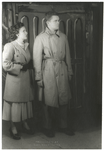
<box><xmin>2</xmin><ymin>3</ymin><xmax>17</xmax><ymax>45</ymax></box>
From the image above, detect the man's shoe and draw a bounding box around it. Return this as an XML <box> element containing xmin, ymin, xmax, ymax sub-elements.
<box><xmin>43</xmin><ymin>128</ymin><xmax>55</xmax><ymax>138</ymax></box>
<box><xmin>59</xmin><ymin>128</ymin><xmax>75</xmax><ymax>136</ymax></box>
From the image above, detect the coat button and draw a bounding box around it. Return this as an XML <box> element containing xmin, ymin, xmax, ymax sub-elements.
<box><xmin>17</xmin><ymin>55</ymin><xmax>19</xmax><ymax>57</ymax></box>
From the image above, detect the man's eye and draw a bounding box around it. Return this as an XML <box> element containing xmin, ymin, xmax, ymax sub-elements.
<box><xmin>55</xmin><ymin>20</ymin><xmax>60</xmax><ymax>22</ymax></box>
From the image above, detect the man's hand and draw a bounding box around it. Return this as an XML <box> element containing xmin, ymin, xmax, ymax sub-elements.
<box><xmin>37</xmin><ymin>80</ymin><xmax>43</xmax><ymax>87</ymax></box>
<box><xmin>68</xmin><ymin>75</ymin><xmax>72</xmax><ymax>81</ymax></box>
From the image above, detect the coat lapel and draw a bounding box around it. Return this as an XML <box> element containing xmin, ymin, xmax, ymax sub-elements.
<box><xmin>11</xmin><ymin>41</ymin><xmax>29</xmax><ymax>62</ymax></box>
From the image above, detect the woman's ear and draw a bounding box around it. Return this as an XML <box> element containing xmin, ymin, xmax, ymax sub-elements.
<box><xmin>16</xmin><ymin>34</ymin><xmax>19</xmax><ymax>38</ymax></box>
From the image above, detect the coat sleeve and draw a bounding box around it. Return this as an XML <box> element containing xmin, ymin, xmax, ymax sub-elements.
<box><xmin>3</xmin><ymin>43</ymin><xmax>22</xmax><ymax>75</ymax></box>
<box><xmin>33</xmin><ymin>36</ymin><xmax>43</xmax><ymax>80</ymax></box>
<box><xmin>65</xmin><ymin>36</ymin><xmax>73</xmax><ymax>76</ymax></box>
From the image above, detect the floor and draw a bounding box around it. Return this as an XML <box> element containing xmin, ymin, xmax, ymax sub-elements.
<box><xmin>2</xmin><ymin>120</ymin><xmax>102</xmax><ymax>149</ymax></box>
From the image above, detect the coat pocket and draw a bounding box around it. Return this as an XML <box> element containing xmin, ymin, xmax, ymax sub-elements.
<box><xmin>8</xmin><ymin>64</ymin><xmax>22</xmax><ymax>76</ymax></box>
<box><xmin>7</xmin><ymin>73</ymin><xmax>20</xmax><ymax>83</ymax></box>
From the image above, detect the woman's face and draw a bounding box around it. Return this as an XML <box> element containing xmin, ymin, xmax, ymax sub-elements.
<box><xmin>17</xmin><ymin>26</ymin><xmax>28</xmax><ymax>41</ymax></box>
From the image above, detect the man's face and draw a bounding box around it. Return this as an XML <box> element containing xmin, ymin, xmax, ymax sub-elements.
<box><xmin>47</xmin><ymin>15</ymin><xmax>60</xmax><ymax>31</ymax></box>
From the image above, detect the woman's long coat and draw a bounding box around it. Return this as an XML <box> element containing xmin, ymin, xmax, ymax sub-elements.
<box><xmin>33</xmin><ymin>28</ymin><xmax>73</xmax><ymax>107</ymax></box>
<box><xmin>3</xmin><ymin>41</ymin><xmax>34</xmax><ymax>103</ymax></box>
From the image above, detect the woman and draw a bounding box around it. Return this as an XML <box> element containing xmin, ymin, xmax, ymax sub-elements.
<box><xmin>2</xmin><ymin>22</ymin><xmax>34</xmax><ymax>140</ymax></box>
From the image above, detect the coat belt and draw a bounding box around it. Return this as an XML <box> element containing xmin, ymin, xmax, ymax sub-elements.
<box><xmin>43</xmin><ymin>57</ymin><xmax>64</xmax><ymax>63</ymax></box>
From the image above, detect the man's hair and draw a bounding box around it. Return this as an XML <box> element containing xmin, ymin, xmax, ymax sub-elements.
<box><xmin>45</xmin><ymin>11</ymin><xmax>59</xmax><ymax>21</ymax></box>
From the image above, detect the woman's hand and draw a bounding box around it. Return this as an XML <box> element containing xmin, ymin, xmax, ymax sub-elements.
<box><xmin>20</xmin><ymin>65</ymin><xmax>23</xmax><ymax>69</ymax></box>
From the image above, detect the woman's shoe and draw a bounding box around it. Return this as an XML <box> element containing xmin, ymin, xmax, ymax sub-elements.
<box><xmin>9</xmin><ymin>128</ymin><xmax>21</xmax><ymax>140</ymax></box>
<box><xmin>22</xmin><ymin>126</ymin><xmax>35</xmax><ymax>135</ymax></box>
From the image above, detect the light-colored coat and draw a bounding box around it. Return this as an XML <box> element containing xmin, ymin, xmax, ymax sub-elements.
<box><xmin>33</xmin><ymin>28</ymin><xmax>73</xmax><ymax>107</ymax></box>
<box><xmin>3</xmin><ymin>40</ymin><xmax>34</xmax><ymax>103</ymax></box>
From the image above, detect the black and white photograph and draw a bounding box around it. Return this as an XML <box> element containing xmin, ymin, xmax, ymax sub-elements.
<box><xmin>1</xmin><ymin>1</ymin><xmax>103</xmax><ymax>149</ymax></box>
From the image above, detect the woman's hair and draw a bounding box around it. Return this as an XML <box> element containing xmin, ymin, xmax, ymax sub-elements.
<box><xmin>8</xmin><ymin>22</ymin><xmax>24</xmax><ymax>41</ymax></box>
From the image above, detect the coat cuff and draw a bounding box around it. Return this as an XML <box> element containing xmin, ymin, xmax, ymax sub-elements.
<box><xmin>35</xmin><ymin>71</ymin><xmax>42</xmax><ymax>80</ymax></box>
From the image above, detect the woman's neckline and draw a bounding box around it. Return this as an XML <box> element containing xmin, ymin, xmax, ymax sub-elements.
<box><xmin>15</xmin><ymin>39</ymin><xmax>25</xmax><ymax>47</ymax></box>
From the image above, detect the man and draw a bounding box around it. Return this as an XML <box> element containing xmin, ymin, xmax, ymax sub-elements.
<box><xmin>33</xmin><ymin>11</ymin><xmax>74</xmax><ymax>137</ymax></box>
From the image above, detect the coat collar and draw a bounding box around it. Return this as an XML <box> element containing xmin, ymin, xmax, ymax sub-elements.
<box><xmin>45</xmin><ymin>27</ymin><xmax>60</xmax><ymax>37</ymax></box>
<box><xmin>15</xmin><ymin>40</ymin><xmax>29</xmax><ymax>51</ymax></box>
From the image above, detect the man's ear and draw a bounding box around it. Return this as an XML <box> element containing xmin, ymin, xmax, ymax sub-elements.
<box><xmin>46</xmin><ymin>21</ymin><xmax>49</xmax><ymax>26</ymax></box>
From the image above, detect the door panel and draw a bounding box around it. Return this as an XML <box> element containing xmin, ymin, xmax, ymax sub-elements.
<box><xmin>76</xmin><ymin>18</ymin><xmax>83</xmax><ymax>58</ymax></box>
<box><xmin>21</xmin><ymin>16</ymin><xmax>30</xmax><ymax>44</ymax></box>
<box><xmin>59</xmin><ymin>13</ymin><xmax>85</xmax><ymax>109</ymax></box>
<box><xmin>60</xmin><ymin>21</ymin><xmax>66</xmax><ymax>34</ymax></box>
<box><xmin>19</xmin><ymin>12</ymin><xmax>86</xmax><ymax>109</ymax></box>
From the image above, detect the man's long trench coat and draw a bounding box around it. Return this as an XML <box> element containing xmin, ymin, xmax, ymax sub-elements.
<box><xmin>3</xmin><ymin>41</ymin><xmax>34</xmax><ymax>103</ymax></box>
<box><xmin>33</xmin><ymin>28</ymin><xmax>73</xmax><ymax>107</ymax></box>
